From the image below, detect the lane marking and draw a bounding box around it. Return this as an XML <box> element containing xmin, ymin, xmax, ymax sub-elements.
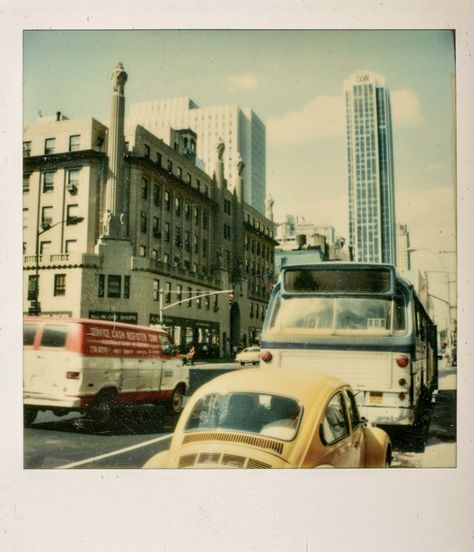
<box><xmin>58</xmin><ymin>433</ymin><xmax>173</xmax><ymax>469</ymax></box>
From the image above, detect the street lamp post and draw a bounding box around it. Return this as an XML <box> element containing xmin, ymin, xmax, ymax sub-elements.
<box><xmin>407</xmin><ymin>247</ymin><xmax>455</xmax><ymax>352</ymax></box>
<box><xmin>31</xmin><ymin>216</ymin><xmax>84</xmax><ymax>316</ymax></box>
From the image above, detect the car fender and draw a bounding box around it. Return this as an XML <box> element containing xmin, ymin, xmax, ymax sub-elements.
<box><xmin>364</xmin><ymin>427</ymin><xmax>391</xmax><ymax>467</ymax></box>
<box><xmin>143</xmin><ymin>449</ymin><xmax>170</xmax><ymax>469</ymax></box>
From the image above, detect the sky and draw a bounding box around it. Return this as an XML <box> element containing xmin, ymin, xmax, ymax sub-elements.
<box><xmin>23</xmin><ymin>29</ymin><xmax>456</xmax><ymax>326</ymax></box>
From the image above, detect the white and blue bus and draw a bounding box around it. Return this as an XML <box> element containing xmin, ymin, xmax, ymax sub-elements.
<box><xmin>260</xmin><ymin>263</ymin><xmax>438</xmax><ymax>429</ymax></box>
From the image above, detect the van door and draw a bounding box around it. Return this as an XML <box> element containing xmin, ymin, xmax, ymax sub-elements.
<box><xmin>30</xmin><ymin>324</ymin><xmax>70</xmax><ymax>397</ymax></box>
<box><xmin>158</xmin><ymin>334</ymin><xmax>180</xmax><ymax>392</ymax></box>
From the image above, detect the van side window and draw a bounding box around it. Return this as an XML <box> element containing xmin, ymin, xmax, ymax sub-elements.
<box><xmin>41</xmin><ymin>325</ymin><xmax>68</xmax><ymax>348</ymax></box>
<box><xmin>23</xmin><ymin>324</ymin><xmax>37</xmax><ymax>346</ymax></box>
<box><xmin>159</xmin><ymin>335</ymin><xmax>174</xmax><ymax>355</ymax></box>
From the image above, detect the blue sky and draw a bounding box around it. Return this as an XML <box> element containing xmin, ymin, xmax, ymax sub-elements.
<box><xmin>23</xmin><ymin>29</ymin><xmax>456</xmax><ymax>323</ymax></box>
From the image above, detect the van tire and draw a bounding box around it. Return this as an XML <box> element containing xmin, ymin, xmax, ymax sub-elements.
<box><xmin>168</xmin><ymin>384</ymin><xmax>185</xmax><ymax>415</ymax></box>
<box><xmin>90</xmin><ymin>390</ymin><xmax>118</xmax><ymax>426</ymax></box>
<box><xmin>24</xmin><ymin>406</ymin><xmax>38</xmax><ymax>428</ymax></box>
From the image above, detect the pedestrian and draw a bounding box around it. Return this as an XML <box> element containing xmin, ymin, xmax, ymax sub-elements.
<box><xmin>188</xmin><ymin>345</ymin><xmax>196</xmax><ymax>366</ymax></box>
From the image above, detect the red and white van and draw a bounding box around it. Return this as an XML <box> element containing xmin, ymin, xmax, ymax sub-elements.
<box><xmin>23</xmin><ymin>318</ymin><xmax>189</xmax><ymax>427</ymax></box>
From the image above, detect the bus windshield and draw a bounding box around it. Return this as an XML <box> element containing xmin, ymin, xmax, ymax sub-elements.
<box><xmin>266</xmin><ymin>293</ymin><xmax>406</xmax><ymax>336</ymax></box>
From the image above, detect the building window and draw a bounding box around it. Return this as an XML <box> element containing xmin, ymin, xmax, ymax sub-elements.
<box><xmin>142</xmin><ymin>177</ymin><xmax>149</xmax><ymax>200</ymax></box>
<box><xmin>23</xmin><ymin>175</ymin><xmax>30</xmax><ymax>194</ymax></box>
<box><xmin>40</xmin><ymin>241</ymin><xmax>51</xmax><ymax>254</ymax></box>
<box><xmin>213</xmin><ymin>294</ymin><xmax>218</xmax><ymax>311</ymax></box>
<box><xmin>153</xmin><ymin>279</ymin><xmax>160</xmax><ymax>301</ymax></box>
<box><xmin>156</xmin><ymin>152</ymin><xmax>162</xmax><ymax>166</ymax></box>
<box><xmin>193</xmin><ymin>235</ymin><xmax>198</xmax><ymax>254</ymax></box>
<box><xmin>177</xmin><ymin>167</ymin><xmax>182</xmax><ymax>179</ymax></box>
<box><xmin>23</xmin><ymin>141</ymin><xmax>32</xmax><ymax>157</ymax></box>
<box><xmin>44</xmin><ymin>138</ymin><xmax>55</xmax><ymax>155</ymax></box>
<box><xmin>139</xmin><ymin>244</ymin><xmax>147</xmax><ymax>257</ymax></box>
<box><xmin>144</xmin><ymin>144</ymin><xmax>150</xmax><ymax>159</ymax></box>
<box><xmin>28</xmin><ymin>275</ymin><xmax>38</xmax><ymax>300</ymax></box>
<box><xmin>43</xmin><ymin>172</ymin><xmax>55</xmax><ymax>193</ymax></box>
<box><xmin>69</xmin><ymin>135</ymin><xmax>80</xmax><ymax>152</ymax></box>
<box><xmin>184</xmin><ymin>201</ymin><xmax>191</xmax><ymax>220</ymax></box>
<box><xmin>192</xmin><ymin>262</ymin><xmax>198</xmax><ymax>274</ymax></box>
<box><xmin>187</xmin><ymin>287</ymin><xmax>192</xmax><ymax>306</ymax></box>
<box><xmin>194</xmin><ymin>207</ymin><xmax>200</xmax><ymax>226</ymax></box>
<box><xmin>196</xmin><ymin>179</ymin><xmax>201</xmax><ymax>192</ymax></box>
<box><xmin>124</xmin><ymin>276</ymin><xmax>130</xmax><ymax>299</ymax></box>
<box><xmin>65</xmin><ymin>240</ymin><xmax>77</xmax><ymax>253</ymax></box>
<box><xmin>107</xmin><ymin>275</ymin><xmax>121</xmax><ymax>298</ymax></box>
<box><xmin>98</xmin><ymin>274</ymin><xmax>105</xmax><ymax>297</ymax></box>
<box><xmin>175</xmin><ymin>196</ymin><xmax>182</xmax><ymax>216</ymax></box>
<box><xmin>152</xmin><ymin>248</ymin><xmax>158</xmax><ymax>260</ymax></box>
<box><xmin>205</xmin><ymin>295</ymin><xmax>210</xmax><ymax>310</ymax></box>
<box><xmin>67</xmin><ymin>169</ymin><xmax>80</xmax><ymax>194</ymax></box>
<box><xmin>202</xmin><ymin>238</ymin><xmax>208</xmax><ymax>257</ymax></box>
<box><xmin>54</xmin><ymin>274</ymin><xmax>66</xmax><ymax>296</ymax></box>
<box><xmin>66</xmin><ymin>204</ymin><xmax>79</xmax><ymax>224</ymax></box>
<box><xmin>224</xmin><ymin>225</ymin><xmax>231</xmax><ymax>240</ymax></box>
<box><xmin>197</xmin><ymin>290</ymin><xmax>202</xmax><ymax>309</ymax></box>
<box><xmin>184</xmin><ymin>231</ymin><xmax>191</xmax><ymax>251</ymax></box>
<box><xmin>165</xmin><ymin>190</ymin><xmax>171</xmax><ymax>211</ymax></box>
<box><xmin>164</xmin><ymin>222</ymin><xmax>170</xmax><ymax>242</ymax></box>
<box><xmin>153</xmin><ymin>184</ymin><xmax>161</xmax><ymax>206</ymax></box>
<box><xmin>175</xmin><ymin>226</ymin><xmax>182</xmax><ymax>247</ymax></box>
<box><xmin>140</xmin><ymin>211</ymin><xmax>147</xmax><ymax>233</ymax></box>
<box><xmin>152</xmin><ymin>216</ymin><xmax>160</xmax><ymax>238</ymax></box>
<box><xmin>186</xmin><ymin>173</ymin><xmax>192</xmax><ymax>185</ymax></box>
<box><xmin>177</xmin><ymin>284</ymin><xmax>183</xmax><ymax>302</ymax></box>
<box><xmin>167</xmin><ymin>160</ymin><xmax>173</xmax><ymax>173</ymax></box>
<box><xmin>203</xmin><ymin>184</ymin><xmax>208</xmax><ymax>197</ymax></box>
<box><xmin>41</xmin><ymin>206</ymin><xmax>53</xmax><ymax>229</ymax></box>
<box><xmin>203</xmin><ymin>211</ymin><xmax>209</xmax><ymax>229</ymax></box>
<box><xmin>165</xmin><ymin>282</ymin><xmax>171</xmax><ymax>303</ymax></box>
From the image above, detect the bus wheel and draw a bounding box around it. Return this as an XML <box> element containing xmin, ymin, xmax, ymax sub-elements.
<box><xmin>24</xmin><ymin>406</ymin><xmax>38</xmax><ymax>428</ymax></box>
<box><xmin>168</xmin><ymin>385</ymin><xmax>185</xmax><ymax>415</ymax></box>
<box><xmin>90</xmin><ymin>390</ymin><xmax>118</xmax><ymax>426</ymax></box>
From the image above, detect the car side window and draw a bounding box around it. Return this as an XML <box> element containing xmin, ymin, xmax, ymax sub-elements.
<box><xmin>41</xmin><ymin>325</ymin><xmax>68</xmax><ymax>348</ymax></box>
<box><xmin>321</xmin><ymin>392</ymin><xmax>350</xmax><ymax>444</ymax></box>
<box><xmin>23</xmin><ymin>323</ymin><xmax>37</xmax><ymax>346</ymax></box>
<box><xmin>345</xmin><ymin>390</ymin><xmax>361</xmax><ymax>429</ymax></box>
<box><xmin>159</xmin><ymin>335</ymin><xmax>175</xmax><ymax>355</ymax></box>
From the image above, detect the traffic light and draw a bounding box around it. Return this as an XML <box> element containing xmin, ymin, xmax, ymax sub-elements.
<box><xmin>228</xmin><ymin>292</ymin><xmax>235</xmax><ymax>305</ymax></box>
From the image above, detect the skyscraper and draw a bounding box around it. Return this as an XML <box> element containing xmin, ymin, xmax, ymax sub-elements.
<box><xmin>344</xmin><ymin>70</ymin><xmax>397</xmax><ymax>264</ymax></box>
<box><xmin>396</xmin><ymin>223</ymin><xmax>411</xmax><ymax>272</ymax></box>
<box><xmin>127</xmin><ymin>97</ymin><xmax>266</xmax><ymax>214</ymax></box>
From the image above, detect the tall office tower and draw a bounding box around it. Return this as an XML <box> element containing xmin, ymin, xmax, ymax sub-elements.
<box><xmin>344</xmin><ymin>70</ymin><xmax>397</xmax><ymax>263</ymax></box>
<box><xmin>128</xmin><ymin>97</ymin><xmax>266</xmax><ymax>214</ymax></box>
<box><xmin>396</xmin><ymin>223</ymin><xmax>411</xmax><ymax>272</ymax></box>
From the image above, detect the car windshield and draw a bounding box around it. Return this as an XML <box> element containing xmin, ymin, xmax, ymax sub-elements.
<box><xmin>266</xmin><ymin>293</ymin><xmax>406</xmax><ymax>336</ymax></box>
<box><xmin>184</xmin><ymin>392</ymin><xmax>303</xmax><ymax>441</ymax></box>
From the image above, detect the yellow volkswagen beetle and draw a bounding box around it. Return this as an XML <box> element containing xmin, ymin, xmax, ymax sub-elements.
<box><xmin>144</xmin><ymin>367</ymin><xmax>392</xmax><ymax>468</ymax></box>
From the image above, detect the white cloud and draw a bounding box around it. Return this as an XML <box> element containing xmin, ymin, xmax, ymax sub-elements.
<box><xmin>267</xmin><ymin>88</ymin><xmax>424</xmax><ymax>147</ymax></box>
<box><xmin>391</xmin><ymin>89</ymin><xmax>425</xmax><ymax>126</ymax></box>
<box><xmin>267</xmin><ymin>95</ymin><xmax>345</xmax><ymax>146</ymax></box>
<box><xmin>228</xmin><ymin>73</ymin><xmax>261</xmax><ymax>91</ymax></box>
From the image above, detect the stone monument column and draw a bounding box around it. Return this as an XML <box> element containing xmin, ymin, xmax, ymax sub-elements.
<box><xmin>102</xmin><ymin>62</ymin><xmax>128</xmax><ymax>238</ymax></box>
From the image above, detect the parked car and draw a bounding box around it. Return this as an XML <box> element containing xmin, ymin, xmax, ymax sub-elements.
<box><xmin>143</xmin><ymin>367</ymin><xmax>392</xmax><ymax>469</ymax></box>
<box><xmin>235</xmin><ymin>346</ymin><xmax>260</xmax><ymax>365</ymax></box>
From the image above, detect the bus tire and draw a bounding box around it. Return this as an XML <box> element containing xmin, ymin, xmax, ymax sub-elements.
<box><xmin>168</xmin><ymin>384</ymin><xmax>185</xmax><ymax>415</ymax></box>
<box><xmin>90</xmin><ymin>389</ymin><xmax>118</xmax><ymax>426</ymax></box>
<box><xmin>24</xmin><ymin>406</ymin><xmax>38</xmax><ymax>428</ymax></box>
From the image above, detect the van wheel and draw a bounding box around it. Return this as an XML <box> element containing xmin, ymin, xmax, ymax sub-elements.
<box><xmin>168</xmin><ymin>385</ymin><xmax>185</xmax><ymax>415</ymax></box>
<box><xmin>24</xmin><ymin>406</ymin><xmax>38</xmax><ymax>428</ymax></box>
<box><xmin>90</xmin><ymin>390</ymin><xmax>117</xmax><ymax>426</ymax></box>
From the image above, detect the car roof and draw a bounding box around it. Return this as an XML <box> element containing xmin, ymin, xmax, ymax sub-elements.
<box><xmin>193</xmin><ymin>367</ymin><xmax>346</xmax><ymax>406</ymax></box>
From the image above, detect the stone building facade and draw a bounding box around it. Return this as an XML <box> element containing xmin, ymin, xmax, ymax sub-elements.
<box><xmin>23</xmin><ymin>64</ymin><xmax>276</xmax><ymax>358</ymax></box>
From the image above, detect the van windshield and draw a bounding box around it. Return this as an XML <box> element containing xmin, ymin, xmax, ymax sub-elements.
<box><xmin>185</xmin><ymin>392</ymin><xmax>302</xmax><ymax>441</ymax></box>
<box><xmin>266</xmin><ymin>294</ymin><xmax>406</xmax><ymax>336</ymax></box>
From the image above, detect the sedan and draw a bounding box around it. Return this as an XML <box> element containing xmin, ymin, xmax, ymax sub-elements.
<box><xmin>234</xmin><ymin>346</ymin><xmax>260</xmax><ymax>365</ymax></box>
<box><xmin>143</xmin><ymin>367</ymin><xmax>392</xmax><ymax>469</ymax></box>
